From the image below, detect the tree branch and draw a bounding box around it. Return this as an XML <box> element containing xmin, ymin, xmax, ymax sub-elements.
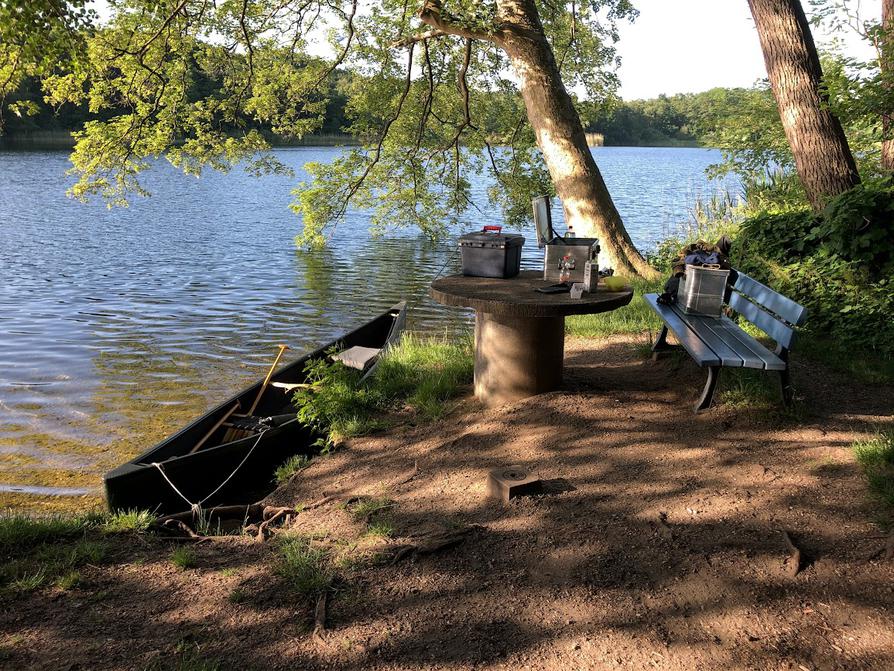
<box><xmin>417</xmin><ymin>0</ymin><xmax>500</xmax><ymax>44</ymax></box>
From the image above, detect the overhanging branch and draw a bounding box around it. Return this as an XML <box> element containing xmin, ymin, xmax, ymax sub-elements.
<box><xmin>417</xmin><ymin>0</ymin><xmax>500</xmax><ymax>44</ymax></box>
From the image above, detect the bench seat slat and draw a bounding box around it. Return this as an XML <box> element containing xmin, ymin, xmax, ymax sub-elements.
<box><xmin>668</xmin><ymin>306</ymin><xmax>747</xmax><ymax>367</ymax></box>
<box><xmin>701</xmin><ymin>317</ymin><xmax>785</xmax><ymax>370</ymax></box>
<box><xmin>692</xmin><ymin>316</ymin><xmax>767</xmax><ymax>369</ymax></box>
<box><xmin>644</xmin><ymin>294</ymin><xmax>720</xmax><ymax>367</ymax></box>
<box><xmin>734</xmin><ymin>271</ymin><xmax>807</xmax><ymax>325</ymax></box>
<box><xmin>728</xmin><ymin>291</ymin><xmax>797</xmax><ymax>349</ymax></box>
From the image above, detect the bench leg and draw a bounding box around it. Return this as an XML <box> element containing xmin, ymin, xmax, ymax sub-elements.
<box><xmin>778</xmin><ymin>367</ymin><xmax>794</xmax><ymax>407</ymax></box>
<box><xmin>695</xmin><ymin>366</ymin><xmax>720</xmax><ymax>413</ymax></box>
<box><xmin>651</xmin><ymin>325</ymin><xmax>676</xmax><ymax>361</ymax></box>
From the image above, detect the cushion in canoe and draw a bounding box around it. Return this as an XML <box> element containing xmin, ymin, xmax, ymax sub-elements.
<box><xmin>332</xmin><ymin>345</ymin><xmax>382</xmax><ymax>371</ymax></box>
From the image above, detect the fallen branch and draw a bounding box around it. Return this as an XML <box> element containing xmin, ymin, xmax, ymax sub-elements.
<box><xmin>386</xmin><ymin>525</ymin><xmax>481</xmax><ymax>563</ymax></box>
<box><xmin>781</xmin><ymin>530</ymin><xmax>803</xmax><ymax>576</ymax></box>
<box><xmin>886</xmin><ymin>531</ymin><xmax>894</xmax><ymax>561</ymax></box>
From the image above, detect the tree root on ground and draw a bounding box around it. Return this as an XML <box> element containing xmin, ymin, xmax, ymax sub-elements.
<box><xmin>384</xmin><ymin>525</ymin><xmax>482</xmax><ymax>564</ymax></box>
<box><xmin>312</xmin><ymin>592</ymin><xmax>328</xmax><ymax>643</ymax></box>
<box><xmin>781</xmin><ymin>530</ymin><xmax>803</xmax><ymax>576</ymax></box>
<box><xmin>254</xmin><ymin>506</ymin><xmax>299</xmax><ymax>541</ymax></box>
<box><xmin>152</xmin><ymin>505</ymin><xmax>298</xmax><ymax>540</ymax></box>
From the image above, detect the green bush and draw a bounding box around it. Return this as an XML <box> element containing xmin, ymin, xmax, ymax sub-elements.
<box><xmin>731</xmin><ymin>181</ymin><xmax>894</xmax><ymax>357</ymax></box>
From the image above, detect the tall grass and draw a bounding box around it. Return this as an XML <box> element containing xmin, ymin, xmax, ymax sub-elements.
<box><xmin>277</xmin><ymin>535</ymin><xmax>333</xmax><ymax>596</ymax></box>
<box><xmin>293</xmin><ymin>332</ymin><xmax>473</xmax><ymax>443</ymax></box>
<box><xmin>565</xmin><ymin>278</ymin><xmax>663</xmax><ymax>338</ymax></box>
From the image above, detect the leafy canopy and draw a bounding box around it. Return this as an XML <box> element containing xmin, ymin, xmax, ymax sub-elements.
<box><xmin>2</xmin><ymin>0</ymin><xmax>636</xmax><ymax>243</ymax></box>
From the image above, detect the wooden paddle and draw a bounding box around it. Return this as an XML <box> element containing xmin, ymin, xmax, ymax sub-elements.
<box><xmin>220</xmin><ymin>344</ymin><xmax>290</xmax><ymax>445</ymax></box>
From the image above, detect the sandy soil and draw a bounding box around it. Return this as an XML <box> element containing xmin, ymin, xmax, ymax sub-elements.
<box><xmin>3</xmin><ymin>335</ymin><xmax>893</xmax><ymax>670</ymax></box>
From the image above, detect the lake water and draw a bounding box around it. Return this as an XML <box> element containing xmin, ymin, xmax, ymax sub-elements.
<box><xmin>0</xmin><ymin>146</ymin><xmax>738</xmax><ymax>503</ymax></box>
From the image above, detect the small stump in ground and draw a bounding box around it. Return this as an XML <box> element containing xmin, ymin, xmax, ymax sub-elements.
<box><xmin>487</xmin><ymin>465</ymin><xmax>541</xmax><ymax>503</ymax></box>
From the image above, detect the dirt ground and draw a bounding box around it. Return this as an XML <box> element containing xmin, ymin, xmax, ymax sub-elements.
<box><xmin>3</xmin><ymin>335</ymin><xmax>893</xmax><ymax>671</ymax></box>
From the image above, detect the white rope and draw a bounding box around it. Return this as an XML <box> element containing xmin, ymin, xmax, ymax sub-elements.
<box><xmin>151</xmin><ymin>428</ymin><xmax>270</xmax><ymax>513</ymax></box>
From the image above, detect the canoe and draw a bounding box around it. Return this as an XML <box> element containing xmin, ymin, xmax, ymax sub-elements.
<box><xmin>103</xmin><ymin>302</ymin><xmax>407</xmax><ymax>514</ymax></box>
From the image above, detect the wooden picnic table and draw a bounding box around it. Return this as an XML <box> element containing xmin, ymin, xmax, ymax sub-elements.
<box><xmin>430</xmin><ymin>270</ymin><xmax>634</xmax><ymax>405</ymax></box>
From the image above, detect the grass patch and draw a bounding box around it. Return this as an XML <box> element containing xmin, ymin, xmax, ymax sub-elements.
<box><xmin>0</xmin><ymin>511</ymin><xmax>96</xmax><ymax>554</ymax></box>
<box><xmin>227</xmin><ymin>587</ymin><xmax>247</xmax><ymax>604</ymax></box>
<box><xmin>347</xmin><ymin>497</ymin><xmax>393</xmax><ymax>522</ymax></box>
<box><xmin>716</xmin><ymin>368</ymin><xmax>781</xmax><ymax>409</ymax></box>
<box><xmin>293</xmin><ymin>333</ymin><xmax>473</xmax><ymax>444</ymax></box>
<box><xmin>565</xmin><ymin>278</ymin><xmax>663</xmax><ymax>338</ymax></box>
<box><xmin>1</xmin><ymin>537</ymin><xmax>107</xmax><ymax>596</ymax></box>
<box><xmin>276</xmin><ymin>534</ymin><xmax>333</xmax><ymax>597</ymax></box>
<box><xmin>854</xmin><ymin>432</ymin><xmax>894</xmax><ymax>526</ymax></box>
<box><xmin>55</xmin><ymin>570</ymin><xmax>81</xmax><ymax>591</ymax></box>
<box><xmin>170</xmin><ymin>546</ymin><xmax>197</xmax><ymax>570</ymax></box>
<box><xmin>363</xmin><ymin>520</ymin><xmax>394</xmax><ymax>539</ymax></box>
<box><xmin>798</xmin><ymin>336</ymin><xmax>894</xmax><ymax>385</ymax></box>
<box><xmin>102</xmin><ymin>509</ymin><xmax>156</xmax><ymax>533</ymax></box>
<box><xmin>274</xmin><ymin>454</ymin><xmax>310</xmax><ymax>485</ymax></box>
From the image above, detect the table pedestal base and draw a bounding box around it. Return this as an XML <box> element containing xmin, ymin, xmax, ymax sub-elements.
<box><xmin>474</xmin><ymin>312</ymin><xmax>564</xmax><ymax>406</ymax></box>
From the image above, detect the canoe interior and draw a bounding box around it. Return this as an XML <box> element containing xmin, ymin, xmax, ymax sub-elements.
<box><xmin>103</xmin><ymin>303</ymin><xmax>406</xmax><ymax>514</ymax></box>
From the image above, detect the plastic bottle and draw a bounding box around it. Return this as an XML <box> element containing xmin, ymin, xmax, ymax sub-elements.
<box><xmin>583</xmin><ymin>240</ymin><xmax>600</xmax><ymax>292</ymax></box>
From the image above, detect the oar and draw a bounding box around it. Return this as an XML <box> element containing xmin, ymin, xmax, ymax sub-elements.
<box><xmin>190</xmin><ymin>402</ymin><xmax>240</xmax><ymax>454</ymax></box>
<box><xmin>248</xmin><ymin>344</ymin><xmax>289</xmax><ymax>414</ymax></box>
<box><xmin>221</xmin><ymin>344</ymin><xmax>290</xmax><ymax>444</ymax></box>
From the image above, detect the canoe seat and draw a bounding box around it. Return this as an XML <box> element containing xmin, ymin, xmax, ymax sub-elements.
<box><xmin>332</xmin><ymin>345</ymin><xmax>382</xmax><ymax>371</ymax></box>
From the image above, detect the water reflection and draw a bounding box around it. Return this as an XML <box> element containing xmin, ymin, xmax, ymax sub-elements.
<box><xmin>0</xmin><ymin>146</ymin><xmax>737</xmax><ymax>500</ymax></box>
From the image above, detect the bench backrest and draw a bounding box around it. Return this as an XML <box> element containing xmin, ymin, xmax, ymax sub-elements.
<box><xmin>727</xmin><ymin>270</ymin><xmax>807</xmax><ymax>351</ymax></box>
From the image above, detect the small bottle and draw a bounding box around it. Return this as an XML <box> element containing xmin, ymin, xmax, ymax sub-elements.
<box><xmin>583</xmin><ymin>240</ymin><xmax>600</xmax><ymax>292</ymax></box>
<box><xmin>559</xmin><ymin>254</ymin><xmax>574</xmax><ymax>283</ymax></box>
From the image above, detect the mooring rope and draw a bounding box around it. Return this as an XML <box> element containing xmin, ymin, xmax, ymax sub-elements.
<box><xmin>151</xmin><ymin>428</ymin><xmax>270</xmax><ymax>516</ymax></box>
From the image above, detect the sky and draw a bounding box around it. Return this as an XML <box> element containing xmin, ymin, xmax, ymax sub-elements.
<box><xmin>615</xmin><ymin>0</ymin><xmax>881</xmax><ymax>100</ymax></box>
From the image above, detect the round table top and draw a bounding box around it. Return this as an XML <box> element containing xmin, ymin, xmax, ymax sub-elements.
<box><xmin>430</xmin><ymin>270</ymin><xmax>634</xmax><ymax>318</ymax></box>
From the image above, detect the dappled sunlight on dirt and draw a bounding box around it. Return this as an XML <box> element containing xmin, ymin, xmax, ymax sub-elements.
<box><xmin>3</xmin><ymin>334</ymin><xmax>893</xmax><ymax>670</ymax></box>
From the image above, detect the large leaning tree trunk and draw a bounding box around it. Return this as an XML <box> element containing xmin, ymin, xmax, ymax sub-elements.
<box><xmin>748</xmin><ymin>0</ymin><xmax>860</xmax><ymax>210</ymax></box>
<box><xmin>883</xmin><ymin>0</ymin><xmax>894</xmax><ymax>172</ymax></box>
<box><xmin>420</xmin><ymin>0</ymin><xmax>658</xmax><ymax>278</ymax></box>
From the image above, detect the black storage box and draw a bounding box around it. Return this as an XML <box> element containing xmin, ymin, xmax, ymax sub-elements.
<box><xmin>459</xmin><ymin>228</ymin><xmax>525</xmax><ymax>279</ymax></box>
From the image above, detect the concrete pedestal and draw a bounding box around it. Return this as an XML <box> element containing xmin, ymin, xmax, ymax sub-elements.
<box><xmin>474</xmin><ymin>312</ymin><xmax>564</xmax><ymax>406</ymax></box>
<box><xmin>430</xmin><ymin>271</ymin><xmax>633</xmax><ymax>406</ymax></box>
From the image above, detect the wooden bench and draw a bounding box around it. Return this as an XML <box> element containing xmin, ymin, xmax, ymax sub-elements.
<box><xmin>644</xmin><ymin>271</ymin><xmax>808</xmax><ymax>413</ymax></box>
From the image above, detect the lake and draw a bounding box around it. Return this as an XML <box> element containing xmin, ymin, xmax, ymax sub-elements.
<box><xmin>0</xmin><ymin>146</ymin><xmax>739</xmax><ymax>504</ymax></box>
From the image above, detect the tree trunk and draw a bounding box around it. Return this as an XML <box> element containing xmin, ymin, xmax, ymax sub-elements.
<box><xmin>495</xmin><ymin>0</ymin><xmax>658</xmax><ymax>278</ymax></box>
<box><xmin>748</xmin><ymin>0</ymin><xmax>860</xmax><ymax>210</ymax></box>
<box><xmin>882</xmin><ymin>0</ymin><xmax>894</xmax><ymax>172</ymax></box>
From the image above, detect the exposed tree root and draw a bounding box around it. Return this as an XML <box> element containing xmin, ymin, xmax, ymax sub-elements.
<box><xmin>312</xmin><ymin>592</ymin><xmax>328</xmax><ymax>643</ymax></box>
<box><xmin>254</xmin><ymin>506</ymin><xmax>298</xmax><ymax>541</ymax></box>
<box><xmin>781</xmin><ymin>530</ymin><xmax>803</xmax><ymax>576</ymax></box>
<box><xmin>157</xmin><ymin>504</ymin><xmax>265</xmax><ymax>526</ymax></box>
<box><xmin>385</xmin><ymin>525</ymin><xmax>482</xmax><ymax>564</ymax></box>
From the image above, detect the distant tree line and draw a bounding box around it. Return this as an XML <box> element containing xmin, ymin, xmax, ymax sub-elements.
<box><xmin>2</xmin><ymin>71</ymin><xmax>765</xmax><ymax>152</ymax></box>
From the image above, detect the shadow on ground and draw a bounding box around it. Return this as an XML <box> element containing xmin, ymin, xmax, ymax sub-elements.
<box><xmin>3</xmin><ymin>335</ymin><xmax>893</xmax><ymax>670</ymax></box>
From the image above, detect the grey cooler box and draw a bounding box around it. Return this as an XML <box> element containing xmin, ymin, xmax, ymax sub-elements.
<box><xmin>459</xmin><ymin>228</ymin><xmax>525</xmax><ymax>279</ymax></box>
